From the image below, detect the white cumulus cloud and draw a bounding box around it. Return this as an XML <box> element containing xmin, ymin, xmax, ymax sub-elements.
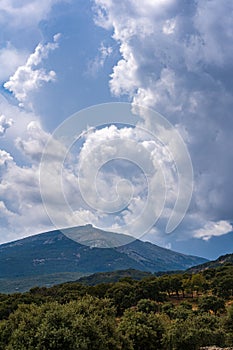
<box><xmin>0</xmin><ymin>149</ymin><xmax>13</xmax><ymax>166</ymax></box>
<box><xmin>0</xmin><ymin>115</ymin><xmax>13</xmax><ymax>136</ymax></box>
<box><xmin>87</xmin><ymin>42</ymin><xmax>113</xmax><ymax>77</ymax></box>
<box><xmin>4</xmin><ymin>34</ymin><xmax>60</xmax><ymax>107</ymax></box>
<box><xmin>194</xmin><ymin>221</ymin><xmax>232</xmax><ymax>241</ymax></box>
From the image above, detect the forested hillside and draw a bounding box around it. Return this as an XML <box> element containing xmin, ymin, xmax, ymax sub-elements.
<box><xmin>0</xmin><ymin>262</ymin><xmax>232</xmax><ymax>349</ymax></box>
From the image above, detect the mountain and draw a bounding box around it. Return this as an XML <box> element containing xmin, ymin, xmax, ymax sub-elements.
<box><xmin>0</xmin><ymin>225</ymin><xmax>208</xmax><ymax>293</ymax></box>
<box><xmin>187</xmin><ymin>253</ymin><xmax>233</xmax><ymax>273</ymax></box>
<box><xmin>64</xmin><ymin>224</ymin><xmax>134</xmax><ymax>248</ymax></box>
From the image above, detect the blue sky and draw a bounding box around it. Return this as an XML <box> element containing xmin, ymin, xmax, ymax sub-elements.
<box><xmin>0</xmin><ymin>0</ymin><xmax>233</xmax><ymax>259</ymax></box>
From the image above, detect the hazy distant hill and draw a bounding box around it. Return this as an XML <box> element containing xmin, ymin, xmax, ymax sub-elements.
<box><xmin>187</xmin><ymin>253</ymin><xmax>233</xmax><ymax>273</ymax></box>
<box><xmin>0</xmin><ymin>225</ymin><xmax>208</xmax><ymax>292</ymax></box>
<box><xmin>76</xmin><ymin>269</ymin><xmax>152</xmax><ymax>285</ymax></box>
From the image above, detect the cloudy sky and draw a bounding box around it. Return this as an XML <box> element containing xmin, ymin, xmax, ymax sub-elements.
<box><xmin>0</xmin><ymin>0</ymin><xmax>233</xmax><ymax>259</ymax></box>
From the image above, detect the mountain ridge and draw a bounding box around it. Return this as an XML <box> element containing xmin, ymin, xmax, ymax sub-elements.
<box><xmin>187</xmin><ymin>253</ymin><xmax>233</xmax><ymax>273</ymax></box>
<box><xmin>0</xmin><ymin>225</ymin><xmax>208</xmax><ymax>292</ymax></box>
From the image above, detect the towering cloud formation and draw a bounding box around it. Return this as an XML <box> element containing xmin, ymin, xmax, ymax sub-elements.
<box><xmin>0</xmin><ymin>0</ymin><xmax>232</xmax><ymax>250</ymax></box>
<box><xmin>94</xmin><ymin>0</ymin><xmax>233</xmax><ymax>239</ymax></box>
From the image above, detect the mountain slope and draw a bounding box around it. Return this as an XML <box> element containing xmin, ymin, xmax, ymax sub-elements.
<box><xmin>0</xmin><ymin>225</ymin><xmax>208</xmax><ymax>292</ymax></box>
<box><xmin>187</xmin><ymin>253</ymin><xmax>233</xmax><ymax>273</ymax></box>
<box><xmin>117</xmin><ymin>239</ymin><xmax>207</xmax><ymax>271</ymax></box>
<box><xmin>0</xmin><ymin>229</ymin><xmax>140</xmax><ymax>278</ymax></box>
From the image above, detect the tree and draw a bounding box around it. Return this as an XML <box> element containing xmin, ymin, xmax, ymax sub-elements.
<box><xmin>159</xmin><ymin>276</ymin><xmax>172</xmax><ymax>297</ymax></box>
<box><xmin>136</xmin><ymin>299</ymin><xmax>160</xmax><ymax>313</ymax></box>
<box><xmin>165</xmin><ymin>314</ymin><xmax>226</xmax><ymax>350</ymax></box>
<box><xmin>170</xmin><ymin>275</ymin><xmax>183</xmax><ymax>298</ymax></box>
<box><xmin>137</xmin><ymin>278</ymin><xmax>161</xmax><ymax>301</ymax></box>
<box><xmin>106</xmin><ymin>281</ymin><xmax>138</xmax><ymax>314</ymax></box>
<box><xmin>213</xmin><ymin>276</ymin><xmax>233</xmax><ymax>299</ymax></box>
<box><xmin>198</xmin><ymin>295</ymin><xmax>225</xmax><ymax>315</ymax></box>
<box><xmin>0</xmin><ymin>296</ymin><xmax>123</xmax><ymax>350</ymax></box>
<box><xmin>119</xmin><ymin>309</ymin><xmax>167</xmax><ymax>350</ymax></box>
<box><xmin>224</xmin><ymin>304</ymin><xmax>233</xmax><ymax>346</ymax></box>
<box><xmin>182</xmin><ymin>277</ymin><xmax>193</xmax><ymax>298</ymax></box>
<box><xmin>190</xmin><ymin>274</ymin><xmax>206</xmax><ymax>296</ymax></box>
<box><xmin>162</xmin><ymin>302</ymin><xmax>175</xmax><ymax>318</ymax></box>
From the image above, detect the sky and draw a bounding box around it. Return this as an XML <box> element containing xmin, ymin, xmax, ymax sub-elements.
<box><xmin>0</xmin><ymin>0</ymin><xmax>233</xmax><ymax>259</ymax></box>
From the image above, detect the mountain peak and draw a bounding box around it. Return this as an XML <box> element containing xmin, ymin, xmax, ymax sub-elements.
<box><xmin>0</xmin><ymin>225</ymin><xmax>208</xmax><ymax>293</ymax></box>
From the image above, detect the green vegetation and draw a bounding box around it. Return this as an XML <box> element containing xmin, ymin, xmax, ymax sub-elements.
<box><xmin>0</xmin><ymin>262</ymin><xmax>232</xmax><ymax>349</ymax></box>
<box><xmin>76</xmin><ymin>269</ymin><xmax>152</xmax><ymax>285</ymax></box>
